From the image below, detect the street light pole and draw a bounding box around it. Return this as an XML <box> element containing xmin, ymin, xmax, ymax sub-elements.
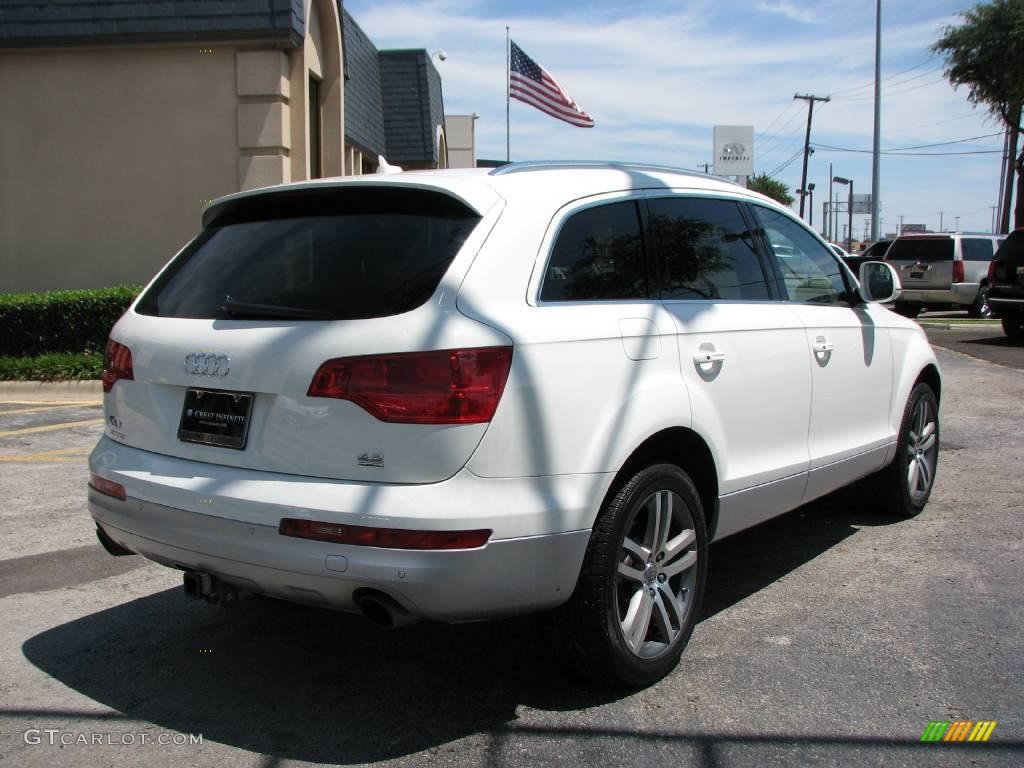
<box><xmin>834</xmin><ymin>176</ymin><xmax>854</xmax><ymax>251</ymax></box>
<box><xmin>870</xmin><ymin>0</ymin><xmax>882</xmax><ymax>241</ymax></box>
<box><xmin>939</xmin><ymin>211</ymin><xmax>945</xmax><ymax>232</ymax></box>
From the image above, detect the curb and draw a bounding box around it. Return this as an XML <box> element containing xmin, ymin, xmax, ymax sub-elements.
<box><xmin>0</xmin><ymin>380</ymin><xmax>103</xmax><ymax>402</ymax></box>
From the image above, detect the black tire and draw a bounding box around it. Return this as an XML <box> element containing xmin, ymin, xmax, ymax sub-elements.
<box><xmin>870</xmin><ymin>382</ymin><xmax>939</xmax><ymax>517</ymax></box>
<box><xmin>1002</xmin><ymin>316</ymin><xmax>1024</xmax><ymax>341</ymax></box>
<box><xmin>968</xmin><ymin>285</ymin><xmax>991</xmax><ymax>318</ymax></box>
<box><xmin>557</xmin><ymin>463</ymin><xmax>708</xmax><ymax>687</ymax></box>
<box><xmin>894</xmin><ymin>301</ymin><xmax>920</xmax><ymax>319</ymax></box>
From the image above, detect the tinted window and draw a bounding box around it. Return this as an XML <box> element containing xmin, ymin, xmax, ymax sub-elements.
<box><xmin>649</xmin><ymin>197</ymin><xmax>770</xmax><ymax>300</ymax></box>
<box><xmin>886</xmin><ymin>238</ymin><xmax>954</xmax><ymax>262</ymax></box>
<box><xmin>754</xmin><ymin>206</ymin><xmax>850</xmax><ymax>305</ymax></box>
<box><xmin>961</xmin><ymin>238</ymin><xmax>994</xmax><ymax>261</ymax></box>
<box><xmin>136</xmin><ymin>188</ymin><xmax>480</xmax><ymax>320</ymax></box>
<box><xmin>540</xmin><ymin>200</ymin><xmax>648</xmax><ymax>301</ymax></box>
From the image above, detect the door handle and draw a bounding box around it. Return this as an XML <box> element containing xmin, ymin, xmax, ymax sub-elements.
<box><xmin>693</xmin><ymin>350</ymin><xmax>726</xmax><ymax>364</ymax></box>
<box><xmin>812</xmin><ymin>337</ymin><xmax>834</xmax><ymax>354</ymax></box>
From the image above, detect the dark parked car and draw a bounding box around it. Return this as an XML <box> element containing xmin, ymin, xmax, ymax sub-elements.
<box><xmin>842</xmin><ymin>239</ymin><xmax>892</xmax><ymax>276</ymax></box>
<box><xmin>988</xmin><ymin>229</ymin><xmax>1024</xmax><ymax>340</ymax></box>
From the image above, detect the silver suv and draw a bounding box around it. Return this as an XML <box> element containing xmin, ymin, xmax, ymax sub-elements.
<box><xmin>885</xmin><ymin>232</ymin><xmax>1005</xmax><ymax>318</ymax></box>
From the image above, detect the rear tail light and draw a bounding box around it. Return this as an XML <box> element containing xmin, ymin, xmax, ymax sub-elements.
<box><xmin>307</xmin><ymin>346</ymin><xmax>513</xmax><ymax>424</ymax></box>
<box><xmin>952</xmin><ymin>260</ymin><xmax>965</xmax><ymax>283</ymax></box>
<box><xmin>988</xmin><ymin>259</ymin><xmax>999</xmax><ymax>283</ymax></box>
<box><xmin>279</xmin><ymin>518</ymin><xmax>492</xmax><ymax>550</ymax></box>
<box><xmin>102</xmin><ymin>339</ymin><xmax>134</xmax><ymax>393</ymax></box>
<box><xmin>89</xmin><ymin>473</ymin><xmax>126</xmax><ymax>501</ymax></box>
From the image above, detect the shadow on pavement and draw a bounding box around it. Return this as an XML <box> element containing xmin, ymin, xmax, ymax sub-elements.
<box><xmin>21</xmin><ymin>488</ymin><xmax>908</xmax><ymax>764</ymax></box>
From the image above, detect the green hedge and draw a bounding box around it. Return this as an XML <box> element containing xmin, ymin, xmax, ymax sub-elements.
<box><xmin>0</xmin><ymin>352</ymin><xmax>104</xmax><ymax>381</ymax></box>
<box><xmin>0</xmin><ymin>286</ymin><xmax>140</xmax><ymax>357</ymax></box>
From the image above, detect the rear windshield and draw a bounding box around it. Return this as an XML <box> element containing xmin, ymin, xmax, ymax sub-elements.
<box><xmin>885</xmin><ymin>238</ymin><xmax>953</xmax><ymax>262</ymax></box>
<box><xmin>136</xmin><ymin>187</ymin><xmax>480</xmax><ymax>320</ymax></box>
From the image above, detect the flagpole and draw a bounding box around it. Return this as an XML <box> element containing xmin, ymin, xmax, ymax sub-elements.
<box><xmin>505</xmin><ymin>26</ymin><xmax>510</xmax><ymax>162</ymax></box>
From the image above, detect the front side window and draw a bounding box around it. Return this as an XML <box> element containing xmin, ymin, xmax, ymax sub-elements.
<box><xmin>754</xmin><ymin>206</ymin><xmax>850</xmax><ymax>305</ymax></box>
<box><xmin>961</xmin><ymin>238</ymin><xmax>994</xmax><ymax>262</ymax></box>
<box><xmin>649</xmin><ymin>196</ymin><xmax>770</xmax><ymax>300</ymax></box>
<box><xmin>540</xmin><ymin>200</ymin><xmax>647</xmax><ymax>302</ymax></box>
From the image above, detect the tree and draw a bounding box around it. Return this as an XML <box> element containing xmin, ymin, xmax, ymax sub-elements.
<box><xmin>747</xmin><ymin>173</ymin><xmax>795</xmax><ymax>206</ymax></box>
<box><xmin>933</xmin><ymin>0</ymin><xmax>1024</xmax><ymax>231</ymax></box>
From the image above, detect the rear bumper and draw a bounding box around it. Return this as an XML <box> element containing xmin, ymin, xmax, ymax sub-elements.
<box><xmin>990</xmin><ymin>296</ymin><xmax>1024</xmax><ymax>316</ymax></box>
<box><xmin>897</xmin><ymin>283</ymin><xmax>977</xmax><ymax>306</ymax></box>
<box><xmin>88</xmin><ymin>436</ymin><xmax>602</xmax><ymax>620</ymax></box>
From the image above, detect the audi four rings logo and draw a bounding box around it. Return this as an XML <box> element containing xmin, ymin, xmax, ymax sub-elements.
<box><xmin>184</xmin><ymin>353</ymin><xmax>231</xmax><ymax>376</ymax></box>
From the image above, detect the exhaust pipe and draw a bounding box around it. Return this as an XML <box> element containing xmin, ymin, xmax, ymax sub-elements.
<box><xmin>183</xmin><ymin>571</ymin><xmax>240</xmax><ymax>605</ymax></box>
<box><xmin>354</xmin><ymin>589</ymin><xmax>419</xmax><ymax>628</ymax></box>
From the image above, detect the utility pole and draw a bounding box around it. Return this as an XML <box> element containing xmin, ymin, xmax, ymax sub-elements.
<box><xmin>939</xmin><ymin>211</ymin><xmax>945</xmax><ymax>232</ymax></box>
<box><xmin>954</xmin><ymin>216</ymin><xmax>960</xmax><ymax>231</ymax></box>
<box><xmin>795</xmin><ymin>93</ymin><xmax>830</xmax><ymax>219</ymax></box>
<box><xmin>870</xmin><ymin>0</ymin><xmax>882</xmax><ymax>241</ymax></box>
<box><xmin>899</xmin><ymin>214</ymin><xmax>904</xmax><ymax>236</ymax></box>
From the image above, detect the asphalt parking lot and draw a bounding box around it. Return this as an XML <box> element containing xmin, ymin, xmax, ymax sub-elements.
<box><xmin>0</xmin><ymin>342</ymin><xmax>1021</xmax><ymax>768</ymax></box>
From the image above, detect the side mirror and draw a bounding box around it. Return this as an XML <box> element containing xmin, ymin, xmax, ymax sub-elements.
<box><xmin>858</xmin><ymin>261</ymin><xmax>901</xmax><ymax>303</ymax></box>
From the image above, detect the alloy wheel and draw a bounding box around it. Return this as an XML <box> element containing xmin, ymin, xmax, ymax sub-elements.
<box><xmin>906</xmin><ymin>397</ymin><xmax>938</xmax><ymax>504</ymax></box>
<box><xmin>615</xmin><ymin>489</ymin><xmax>699</xmax><ymax>660</ymax></box>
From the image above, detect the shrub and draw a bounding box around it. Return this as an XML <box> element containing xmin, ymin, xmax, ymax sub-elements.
<box><xmin>0</xmin><ymin>286</ymin><xmax>140</xmax><ymax>357</ymax></box>
<box><xmin>0</xmin><ymin>352</ymin><xmax>104</xmax><ymax>381</ymax></box>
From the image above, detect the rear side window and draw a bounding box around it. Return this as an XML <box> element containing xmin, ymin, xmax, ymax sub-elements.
<box><xmin>649</xmin><ymin>196</ymin><xmax>770</xmax><ymax>300</ymax></box>
<box><xmin>961</xmin><ymin>238</ymin><xmax>994</xmax><ymax>262</ymax></box>
<box><xmin>136</xmin><ymin>188</ymin><xmax>480</xmax><ymax>320</ymax></box>
<box><xmin>886</xmin><ymin>238</ymin><xmax>954</xmax><ymax>262</ymax></box>
<box><xmin>540</xmin><ymin>200</ymin><xmax>648</xmax><ymax>301</ymax></box>
<box><xmin>753</xmin><ymin>206</ymin><xmax>850</xmax><ymax>305</ymax></box>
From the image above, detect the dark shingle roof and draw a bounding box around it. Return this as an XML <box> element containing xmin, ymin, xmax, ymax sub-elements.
<box><xmin>0</xmin><ymin>0</ymin><xmax>305</xmax><ymax>48</ymax></box>
<box><xmin>379</xmin><ymin>49</ymin><xmax>444</xmax><ymax>167</ymax></box>
<box><xmin>341</xmin><ymin>9</ymin><xmax>385</xmax><ymax>158</ymax></box>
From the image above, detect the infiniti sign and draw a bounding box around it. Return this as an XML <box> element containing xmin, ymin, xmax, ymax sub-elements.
<box><xmin>184</xmin><ymin>353</ymin><xmax>231</xmax><ymax>376</ymax></box>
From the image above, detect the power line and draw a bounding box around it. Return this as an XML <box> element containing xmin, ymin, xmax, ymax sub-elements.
<box><xmin>827</xmin><ymin>54</ymin><xmax>938</xmax><ymax>97</ymax></box>
<box><xmin>831</xmin><ymin>65</ymin><xmax>943</xmax><ymax>100</ymax></box>
<box><xmin>765</xmin><ymin>147</ymin><xmax>804</xmax><ymax>177</ymax></box>
<box><xmin>811</xmin><ymin>131</ymin><xmax>1002</xmax><ymax>155</ymax></box>
<box><xmin>839</xmin><ymin>76</ymin><xmax>947</xmax><ymax>101</ymax></box>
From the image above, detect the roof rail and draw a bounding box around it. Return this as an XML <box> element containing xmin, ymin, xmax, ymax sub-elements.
<box><xmin>489</xmin><ymin>160</ymin><xmax>735</xmax><ymax>183</ymax></box>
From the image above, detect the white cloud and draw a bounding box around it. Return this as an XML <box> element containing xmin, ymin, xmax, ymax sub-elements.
<box><xmin>755</xmin><ymin>1</ymin><xmax>818</xmax><ymax>25</ymax></box>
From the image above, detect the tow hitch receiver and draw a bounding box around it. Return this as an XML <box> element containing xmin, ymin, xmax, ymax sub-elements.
<box><xmin>183</xmin><ymin>571</ymin><xmax>240</xmax><ymax>605</ymax></box>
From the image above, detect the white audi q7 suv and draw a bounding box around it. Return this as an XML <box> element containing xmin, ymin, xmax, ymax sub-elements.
<box><xmin>89</xmin><ymin>162</ymin><xmax>940</xmax><ymax>686</ymax></box>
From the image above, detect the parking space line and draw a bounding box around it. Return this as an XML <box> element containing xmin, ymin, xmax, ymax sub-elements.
<box><xmin>0</xmin><ymin>404</ymin><xmax>102</xmax><ymax>417</ymax></box>
<box><xmin>0</xmin><ymin>446</ymin><xmax>92</xmax><ymax>463</ymax></box>
<box><xmin>0</xmin><ymin>400</ymin><xmax>102</xmax><ymax>407</ymax></box>
<box><xmin>0</xmin><ymin>419</ymin><xmax>104</xmax><ymax>438</ymax></box>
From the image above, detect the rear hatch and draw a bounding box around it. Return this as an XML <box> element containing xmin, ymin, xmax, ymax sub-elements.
<box><xmin>103</xmin><ymin>182</ymin><xmax>513</xmax><ymax>484</ymax></box>
<box><xmin>885</xmin><ymin>236</ymin><xmax>954</xmax><ymax>290</ymax></box>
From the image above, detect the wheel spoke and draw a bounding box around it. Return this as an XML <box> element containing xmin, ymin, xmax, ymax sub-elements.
<box><xmin>652</xmin><ymin>591</ymin><xmax>679</xmax><ymax>646</ymax></box>
<box><xmin>663</xmin><ymin>528</ymin><xmax>696</xmax><ymax>564</ymax></box>
<box><xmin>907</xmin><ymin>458</ymin><xmax>920</xmax><ymax>494</ymax></box>
<box><xmin>919</xmin><ymin>431</ymin><xmax>936</xmax><ymax>453</ymax></box>
<box><xmin>917</xmin><ymin>455</ymin><xmax>932</xmax><ymax>492</ymax></box>
<box><xmin>617</xmin><ymin>561</ymin><xmax>645</xmax><ymax>584</ymax></box>
<box><xmin>661</xmin><ymin>549</ymin><xmax>697</xmax><ymax>579</ymax></box>
<box><xmin>654</xmin><ymin>491</ymin><xmax>673</xmax><ymax>555</ymax></box>
<box><xmin>657</xmin><ymin>582</ymin><xmax>686</xmax><ymax>626</ymax></box>
<box><xmin>622</xmin><ymin>589</ymin><xmax>654</xmax><ymax>652</ymax></box>
<box><xmin>621</xmin><ymin>537</ymin><xmax>649</xmax><ymax>565</ymax></box>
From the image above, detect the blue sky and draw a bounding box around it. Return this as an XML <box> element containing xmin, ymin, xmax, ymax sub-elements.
<box><xmin>346</xmin><ymin>0</ymin><xmax>1010</xmax><ymax>237</ymax></box>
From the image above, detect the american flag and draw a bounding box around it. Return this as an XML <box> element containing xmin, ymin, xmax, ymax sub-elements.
<box><xmin>509</xmin><ymin>41</ymin><xmax>594</xmax><ymax>128</ymax></box>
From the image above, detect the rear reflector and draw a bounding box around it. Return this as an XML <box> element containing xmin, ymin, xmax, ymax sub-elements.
<box><xmin>307</xmin><ymin>346</ymin><xmax>513</xmax><ymax>424</ymax></box>
<box><xmin>89</xmin><ymin>473</ymin><xmax>126</xmax><ymax>501</ymax></box>
<box><xmin>279</xmin><ymin>518</ymin><xmax>492</xmax><ymax>550</ymax></box>
<box><xmin>102</xmin><ymin>339</ymin><xmax>134</xmax><ymax>393</ymax></box>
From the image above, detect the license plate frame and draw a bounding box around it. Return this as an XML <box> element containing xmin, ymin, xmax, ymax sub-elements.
<box><xmin>177</xmin><ymin>388</ymin><xmax>254</xmax><ymax>450</ymax></box>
